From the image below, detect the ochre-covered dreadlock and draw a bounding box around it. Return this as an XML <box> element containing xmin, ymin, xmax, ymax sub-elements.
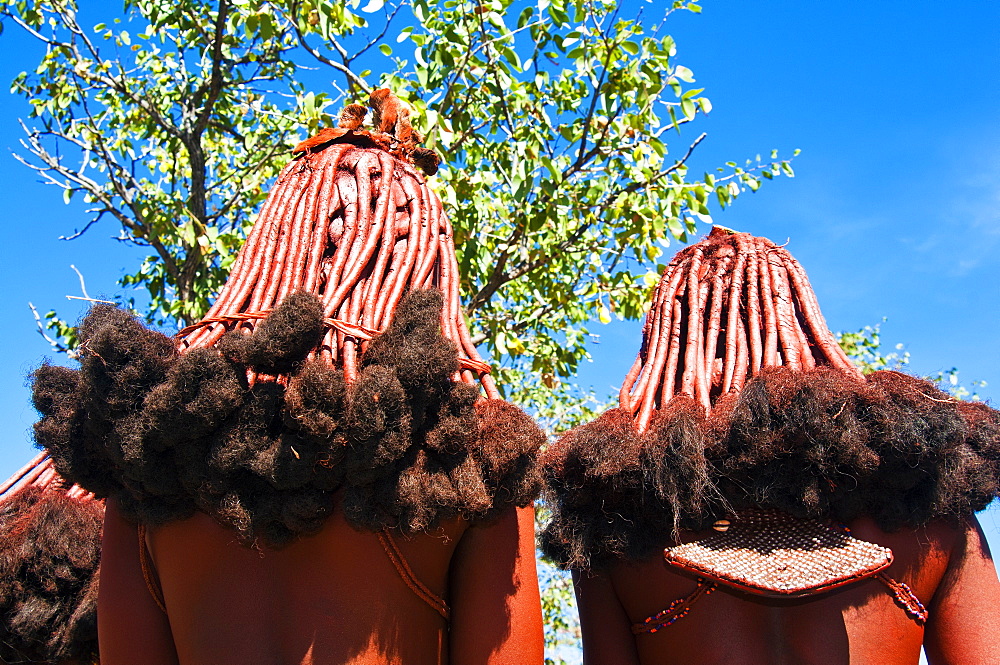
<box><xmin>542</xmin><ymin>228</ymin><xmax>1000</xmax><ymax>571</ymax></box>
<box><xmin>179</xmin><ymin>89</ymin><xmax>496</xmax><ymax>395</ymax></box>
<box><xmin>620</xmin><ymin>227</ymin><xmax>857</xmax><ymax>431</ymax></box>
<box><xmin>29</xmin><ymin>90</ymin><xmax>543</xmax><ymax>549</ymax></box>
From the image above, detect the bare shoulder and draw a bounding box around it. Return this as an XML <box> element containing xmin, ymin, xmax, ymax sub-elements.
<box><xmin>449</xmin><ymin>505</ymin><xmax>544</xmax><ymax>665</ymax></box>
<box><xmin>847</xmin><ymin>516</ymin><xmax>959</xmax><ymax>599</ymax></box>
<box><xmin>597</xmin><ymin>518</ymin><xmax>998</xmax><ymax>665</ymax></box>
<box><xmin>923</xmin><ymin>514</ymin><xmax>1000</xmax><ymax>665</ymax></box>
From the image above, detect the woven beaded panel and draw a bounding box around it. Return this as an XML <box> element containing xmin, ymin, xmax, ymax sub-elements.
<box><xmin>663</xmin><ymin>509</ymin><xmax>893</xmax><ymax>597</ymax></box>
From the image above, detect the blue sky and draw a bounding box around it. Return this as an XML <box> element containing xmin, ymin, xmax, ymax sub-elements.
<box><xmin>1</xmin><ymin>0</ymin><xmax>998</xmax><ymax>548</ymax></box>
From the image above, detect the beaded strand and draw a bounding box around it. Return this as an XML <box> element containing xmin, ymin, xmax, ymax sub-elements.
<box><xmin>631</xmin><ymin>579</ymin><xmax>716</xmax><ymax>634</ymax></box>
<box><xmin>875</xmin><ymin>572</ymin><xmax>928</xmax><ymax>624</ymax></box>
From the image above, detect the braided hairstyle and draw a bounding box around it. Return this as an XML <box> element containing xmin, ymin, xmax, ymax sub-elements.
<box><xmin>0</xmin><ymin>455</ymin><xmax>101</xmax><ymax>664</ymax></box>
<box><xmin>542</xmin><ymin>228</ymin><xmax>1000</xmax><ymax>570</ymax></box>
<box><xmin>31</xmin><ymin>90</ymin><xmax>543</xmax><ymax>547</ymax></box>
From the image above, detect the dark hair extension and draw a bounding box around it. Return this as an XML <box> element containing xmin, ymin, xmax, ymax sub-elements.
<box><xmin>721</xmin><ymin>367</ymin><xmax>878</xmax><ymax>520</ymax></box>
<box><xmin>541</xmin><ymin>409</ymin><xmax>646</xmax><ymax>570</ymax></box>
<box><xmin>394</xmin><ymin>448</ymin><xmax>463</xmax><ymax>531</ymax></box>
<box><xmin>543</xmin><ymin>229</ymin><xmax>1000</xmax><ymax>571</ymax></box>
<box><xmin>642</xmin><ymin>396</ymin><xmax>721</xmax><ymax>536</ymax></box>
<box><xmin>541</xmin><ymin>400</ymin><xmax>724</xmax><ymax>569</ymax></box>
<box><xmin>205</xmin><ymin>382</ymin><xmax>291</xmax><ymax>505</ymax></box>
<box><xmin>362</xmin><ymin>289</ymin><xmax>459</xmax><ymax>391</ymax></box>
<box><xmin>425</xmin><ymin>383</ymin><xmax>481</xmax><ymax>455</ymax></box>
<box><xmin>861</xmin><ymin>371</ymin><xmax>983</xmax><ymax>529</ymax></box>
<box><xmin>145</xmin><ymin>348</ymin><xmax>246</xmax><ymax>448</ymax></box>
<box><xmin>0</xmin><ymin>487</ymin><xmax>103</xmax><ymax>664</ymax></box>
<box><xmin>472</xmin><ymin>399</ymin><xmax>546</xmax><ymax>519</ymax></box>
<box><xmin>28</xmin><ymin>363</ymin><xmax>116</xmax><ymax>496</ymax></box>
<box><xmin>543</xmin><ymin>366</ymin><xmax>1000</xmax><ymax>570</ymax></box>
<box><xmin>283</xmin><ymin>360</ymin><xmax>348</xmax><ymax>441</ymax></box>
<box><xmin>216</xmin><ymin>292</ymin><xmax>325</xmax><ymax>375</ymax></box>
<box><xmin>946</xmin><ymin>400</ymin><xmax>1000</xmax><ymax>514</ymax></box>
<box><xmin>339</xmin><ymin>292</ymin><xmax>542</xmax><ymax>533</ymax></box>
<box><xmin>57</xmin><ymin>304</ymin><xmax>176</xmax><ymax>500</ymax></box>
<box><xmin>76</xmin><ymin>304</ymin><xmax>177</xmax><ymax>423</ymax></box>
<box><xmin>360</xmin><ymin>288</ymin><xmax>461</xmax><ymax>434</ymax></box>
<box><xmin>30</xmin><ymin>290</ymin><xmax>544</xmax><ymax>548</ymax></box>
<box><xmin>344</xmin><ymin>365</ymin><xmax>413</xmax><ymax>483</ymax></box>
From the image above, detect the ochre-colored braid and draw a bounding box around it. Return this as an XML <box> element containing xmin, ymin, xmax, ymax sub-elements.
<box><xmin>178</xmin><ymin>90</ymin><xmax>498</xmax><ymax>398</ymax></box>
<box><xmin>0</xmin><ymin>453</ymin><xmax>94</xmax><ymax>503</ymax></box>
<box><xmin>621</xmin><ymin>227</ymin><xmax>859</xmax><ymax>432</ymax></box>
<box><xmin>377</xmin><ymin>529</ymin><xmax>451</xmax><ymax>621</ymax></box>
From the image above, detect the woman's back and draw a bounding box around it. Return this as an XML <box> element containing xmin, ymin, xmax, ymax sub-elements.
<box><xmin>577</xmin><ymin>517</ymin><xmax>1000</xmax><ymax>665</ymax></box>
<box><xmin>99</xmin><ymin>500</ymin><xmax>542</xmax><ymax>665</ymax></box>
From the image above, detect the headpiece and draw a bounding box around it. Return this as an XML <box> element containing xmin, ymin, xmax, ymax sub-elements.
<box><xmin>542</xmin><ymin>228</ymin><xmax>1000</xmax><ymax>571</ymax></box>
<box><xmin>28</xmin><ymin>90</ymin><xmax>544</xmax><ymax>548</ymax></box>
<box><xmin>619</xmin><ymin>227</ymin><xmax>857</xmax><ymax>429</ymax></box>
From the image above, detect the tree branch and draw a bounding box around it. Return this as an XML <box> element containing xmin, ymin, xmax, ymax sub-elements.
<box><xmin>615</xmin><ymin>131</ymin><xmax>706</xmax><ymax>198</ymax></box>
<box><xmin>28</xmin><ymin>302</ymin><xmax>73</xmax><ymax>356</ymax></box>
<box><xmin>191</xmin><ymin>0</ymin><xmax>231</xmax><ymax>137</ymax></box>
<box><xmin>290</xmin><ymin>25</ymin><xmax>372</xmax><ymax>94</ymax></box>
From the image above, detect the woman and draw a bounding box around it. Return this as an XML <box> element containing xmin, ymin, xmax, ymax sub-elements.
<box><xmin>542</xmin><ymin>228</ymin><xmax>1000</xmax><ymax>664</ymax></box>
<box><xmin>32</xmin><ymin>90</ymin><xmax>545</xmax><ymax>665</ymax></box>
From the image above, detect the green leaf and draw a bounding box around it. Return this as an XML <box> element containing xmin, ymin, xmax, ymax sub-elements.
<box><xmin>517</xmin><ymin>6</ymin><xmax>535</xmax><ymax>29</ymax></box>
<box><xmin>681</xmin><ymin>98</ymin><xmax>696</xmax><ymax>120</ymax></box>
<box><xmin>259</xmin><ymin>13</ymin><xmax>274</xmax><ymax>40</ymax></box>
<box><xmin>379</xmin><ymin>44</ymin><xmax>392</xmax><ymax>56</ymax></box>
<box><xmin>674</xmin><ymin>64</ymin><xmax>694</xmax><ymax>82</ymax></box>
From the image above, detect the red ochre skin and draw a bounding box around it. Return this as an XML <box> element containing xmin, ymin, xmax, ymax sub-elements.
<box><xmin>98</xmin><ymin>498</ymin><xmax>543</xmax><ymax>665</ymax></box>
<box><xmin>574</xmin><ymin>516</ymin><xmax>1000</xmax><ymax>665</ymax></box>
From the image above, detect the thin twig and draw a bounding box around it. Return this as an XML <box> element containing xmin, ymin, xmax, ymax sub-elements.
<box><xmin>28</xmin><ymin>302</ymin><xmax>73</xmax><ymax>356</ymax></box>
<box><xmin>66</xmin><ymin>296</ymin><xmax>116</xmax><ymax>304</ymax></box>
<box><xmin>69</xmin><ymin>265</ymin><xmax>90</xmax><ymax>300</ymax></box>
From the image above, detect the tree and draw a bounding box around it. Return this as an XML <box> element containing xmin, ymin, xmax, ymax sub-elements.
<box><xmin>2</xmin><ymin>0</ymin><xmax>796</xmax><ymax>421</ymax></box>
<box><xmin>836</xmin><ymin>322</ymin><xmax>986</xmax><ymax>399</ymax></box>
<box><xmin>2</xmin><ymin>3</ymin><xmax>797</xmax><ymax>662</ymax></box>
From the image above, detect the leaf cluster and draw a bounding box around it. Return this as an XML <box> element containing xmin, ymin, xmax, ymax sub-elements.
<box><xmin>372</xmin><ymin>0</ymin><xmax>796</xmax><ymax>406</ymax></box>
<box><xmin>836</xmin><ymin>321</ymin><xmax>911</xmax><ymax>374</ymax></box>
<box><xmin>5</xmin><ymin>0</ymin><xmax>797</xmax><ymax>410</ymax></box>
<box><xmin>5</xmin><ymin>0</ymin><xmax>334</xmax><ymax>324</ymax></box>
<box><xmin>837</xmin><ymin>321</ymin><xmax>985</xmax><ymax>400</ymax></box>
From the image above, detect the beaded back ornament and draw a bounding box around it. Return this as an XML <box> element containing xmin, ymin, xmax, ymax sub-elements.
<box><xmin>663</xmin><ymin>509</ymin><xmax>893</xmax><ymax>597</ymax></box>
